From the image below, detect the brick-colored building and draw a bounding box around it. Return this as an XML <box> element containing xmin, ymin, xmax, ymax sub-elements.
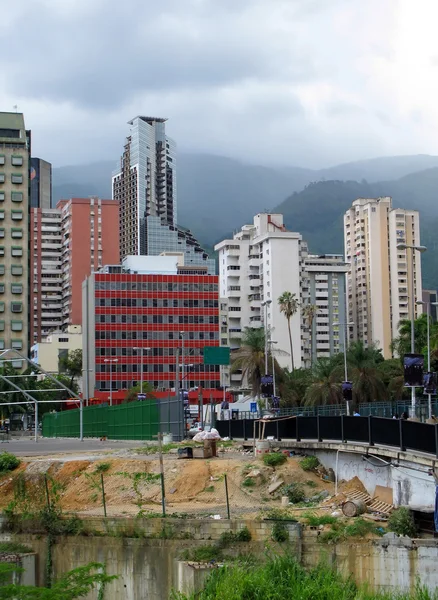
<box><xmin>82</xmin><ymin>256</ymin><xmax>221</xmax><ymax>396</ymax></box>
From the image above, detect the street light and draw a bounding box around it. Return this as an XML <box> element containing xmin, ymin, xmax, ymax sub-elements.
<box><xmin>133</xmin><ymin>347</ymin><xmax>151</xmax><ymax>395</ymax></box>
<box><xmin>81</xmin><ymin>368</ymin><xmax>93</xmax><ymax>407</ymax></box>
<box><xmin>104</xmin><ymin>358</ymin><xmax>118</xmax><ymax>406</ymax></box>
<box><xmin>333</xmin><ymin>321</ymin><xmax>354</xmax><ymax>415</ymax></box>
<box><xmin>261</xmin><ymin>300</ymin><xmax>272</xmax><ymax>376</ymax></box>
<box><xmin>416</xmin><ymin>301</ymin><xmax>438</xmax><ymax>420</ymax></box>
<box><xmin>397</xmin><ymin>243</ymin><xmax>427</xmax><ymax>418</ymax></box>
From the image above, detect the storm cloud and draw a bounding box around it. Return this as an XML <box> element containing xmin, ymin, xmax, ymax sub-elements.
<box><xmin>1</xmin><ymin>0</ymin><xmax>438</xmax><ymax>167</ymax></box>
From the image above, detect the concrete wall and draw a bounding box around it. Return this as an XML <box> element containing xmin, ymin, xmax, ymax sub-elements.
<box><xmin>308</xmin><ymin>448</ymin><xmax>436</xmax><ymax>509</ymax></box>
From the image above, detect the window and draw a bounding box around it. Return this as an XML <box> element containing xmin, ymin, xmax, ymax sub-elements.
<box><xmin>11</xmin><ymin>302</ymin><xmax>22</xmax><ymax>313</ymax></box>
<box><xmin>11</xmin><ymin>174</ymin><xmax>23</xmax><ymax>184</ymax></box>
<box><xmin>11</xmin><ymin>228</ymin><xmax>22</xmax><ymax>239</ymax></box>
<box><xmin>0</xmin><ymin>266</ymin><xmax>4</xmax><ymax>276</ymax></box>
<box><xmin>11</xmin><ymin>340</ymin><xmax>22</xmax><ymax>350</ymax></box>
<box><xmin>11</xmin><ymin>156</ymin><xmax>23</xmax><ymax>166</ymax></box>
<box><xmin>0</xmin><ymin>212</ymin><xmax>4</xmax><ymax>220</ymax></box>
<box><xmin>0</xmin><ymin>285</ymin><xmax>4</xmax><ymax>294</ymax></box>
<box><xmin>11</xmin><ymin>284</ymin><xmax>23</xmax><ymax>294</ymax></box>
<box><xmin>58</xmin><ymin>337</ymin><xmax>69</xmax><ymax>343</ymax></box>
<box><xmin>11</xmin><ymin>211</ymin><xmax>23</xmax><ymax>220</ymax></box>
<box><xmin>0</xmin><ymin>175</ymin><xmax>4</xmax><ymax>184</ymax></box>
<box><xmin>0</xmin><ymin>193</ymin><xmax>4</xmax><ymax>202</ymax></box>
<box><xmin>0</xmin><ymin>247</ymin><xmax>4</xmax><ymax>257</ymax></box>
<box><xmin>11</xmin><ymin>265</ymin><xmax>22</xmax><ymax>276</ymax></box>
<box><xmin>11</xmin><ymin>321</ymin><xmax>22</xmax><ymax>332</ymax></box>
<box><xmin>0</xmin><ymin>156</ymin><xmax>4</xmax><ymax>166</ymax></box>
<box><xmin>0</xmin><ymin>340</ymin><xmax>4</xmax><ymax>350</ymax></box>
<box><xmin>0</xmin><ymin>303</ymin><xmax>4</xmax><ymax>312</ymax></box>
<box><xmin>11</xmin><ymin>192</ymin><xmax>22</xmax><ymax>203</ymax></box>
<box><xmin>11</xmin><ymin>247</ymin><xmax>22</xmax><ymax>257</ymax></box>
<box><xmin>0</xmin><ymin>321</ymin><xmax>4</xmax><ymax>331</ymax></box>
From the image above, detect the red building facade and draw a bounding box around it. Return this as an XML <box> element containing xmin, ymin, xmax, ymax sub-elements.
<box><xmin>83</xmin><ymin>268</ymin><xmax>221</xmax><ymax>394</ymax></box>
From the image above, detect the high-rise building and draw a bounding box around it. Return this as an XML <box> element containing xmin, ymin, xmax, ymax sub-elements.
<box><xmin>422</xmin><ymin>290</ymin><xmax>438</xmax><ymax>322</ymax></box>
<box><xmin>30</xmin><ymin>208</ymin><xmax>63</xmax><ymax>342</ymax></box>
<box><xmin>30</xmin><ymin>158</ymin><xmax>52</xmax><ymax>209</ymax></box>
<box><xmin>344</xmin><ymin>197</ymin><xmax>422</xmax><ymax>358</ymax></box>
<box><xmin>0</xmin><ymin>112</ymin><xmax>30</xmax><ymax>357</ymax></box>
<box><xmin>215</xmin><ymin>214</ymin><xmax>309</xmax><ymax>386</ymax></box>
<box><xmin>113</xmin><ymin>116</ymin><xmax>214</xmax><ymax>274</ymax></box>
<box><xmin>82</xmin><ymin>256</ymin><xmax>220</xmax><ymax>397</ymax></box>
<box><xmin>57</xmin><ymin>197</ymin><xmax>120</xmax><ymax>328</ymax></box>
<box><xmin>304</xmin><ymin>254</ymin><xmax>348</xmax><ymax>362</ymax></box>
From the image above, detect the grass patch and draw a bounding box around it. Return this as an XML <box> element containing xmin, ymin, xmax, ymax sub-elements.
<box><xmin>0</xmin><ymin>542</ymin><xmax>32</xmax><ymax>554</ymax></box>
<box><xmin>181</xmin><ymin>544</ymin><xmax>223</xmax><ymax>563</ymax></box>
<box><xmin>262</xmin><ymin>453</ymin><xmax>287</xmax><ymax>468</ymax></box>
<box><xmin>319</xmin><ymin>518</ymin><xmax>384</xmax><ymax>544</ymax></box>
<box><xmin>304</xmin><ymin>512</ymin><xmax>337</xmax><ymax>527</ymax></box>
<box><xmin>204</xmin><ymin>486</ymin><xmax>215</xmax><ymax>493</ymax></box>
<box><xmin>0</xmin><ymin>452</ymin><xmax>20</xmax><ymax>474</ymax></box>
<box><xmin>242</xmin><ymin>477</ymin><xmax>256</xmax><ymax>488</ymax></box>
<box><xmin>260</xmin><ymin>508</ymin><xmax>297</xmax><ymax>522</ymax></box>
<box><xmin>305</xmin><ymin>480</ymin><xmax>318</xmax><ymax>488</ymax></box>
<box><xmin>300</xmin><ymin>456</ymin><xmax>320</xmax><ymax>471</ymax></box>
<box><xmin>388</xmin><ymin>507</ymin><xmax>417</xmax><ymax>538</ymax></box>
<box><xmin>172</xmin><ymin>553</ymin><xmax>435</xmax><ymax>599</ymax></box>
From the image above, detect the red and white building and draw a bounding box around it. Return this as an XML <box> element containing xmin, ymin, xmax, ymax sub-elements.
<box><xmin>82</xmin><ymin>255</ymin><xmax>221</xmax><ymax>398</ymax></box>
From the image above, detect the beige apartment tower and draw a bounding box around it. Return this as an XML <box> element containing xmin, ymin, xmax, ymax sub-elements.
<box><xmin>344</xmin><ymin>197</ymin><xmax>422</xmax><ymax>358</ymax></box>
<box><xmin>0</xmin><ymin>113</ymin><xmax>30</xmax><ymax>358</ymax></box>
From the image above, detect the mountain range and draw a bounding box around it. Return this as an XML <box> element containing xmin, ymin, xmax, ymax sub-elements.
<box><xmin>52</xmin><ymin>154</ymin><xmax>438</xmax><ymax>288</ymax></box>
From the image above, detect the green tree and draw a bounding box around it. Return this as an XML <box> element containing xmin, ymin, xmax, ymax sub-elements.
<box><xmin>346</xmin><ymin>341</ymin><xmax>387</xmax><ymax>404</ymax></box>
<box><xmin>279</xmin><ymin>368</ymin><xmax>313</xmax><ymax>407</ymax></box>
<box><xmin>59</xmin><ymin>349</ymin><xmax>83</xmax><ymax>390</ymax></box>
<box><xmin>231</xmin><ymin>327</ymin><xmax>265</xmax><ymax>397</ymax></box>
<box><xmin>391</xmin><ymin>314</ymin><xmax>436</xmax><ymax>359</ymax></box>
<box><xmin>302</xmin><ymin>304</ymin><xmax>319</xmax><ymax>367</ymax></box>
<box><xmin>304</xmin><ymin>358</ymin><xmax>343</xmax><ymax>406</ymax></box>
<box><xmin>0</xmin><ymin>561</ymin><xmax>117</xmax><ymax>599</ymax></box>
<box><xmin>124</xmin><ymin>382</ymin><xmax>156</xmax><ymax>403</ymax></box>
<box><xmin>377</xmin><ymin>358</ymin><xmax>408</xmax><ymax>401</ymax></box>
<box><xmin>278</xmin><ymin>291</ymin><xmax>300</xmax><ymax>372</ymax></box>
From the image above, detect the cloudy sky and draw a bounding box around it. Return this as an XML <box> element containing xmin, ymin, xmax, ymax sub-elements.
<box><xmin>1</xmin><ymin>0</ymin><xmax>438</xmax><ymax>168</ymax></box>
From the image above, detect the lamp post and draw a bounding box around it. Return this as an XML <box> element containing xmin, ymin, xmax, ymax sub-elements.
<box><xmin>133</xmin><ymin>347</ymin><xmax>151</xmax><ymax>395</ymax></box>
<box><xmin>104</xmin><ymin>358</ymin><xmax>118</xmax><ymax>406</ymax></box>
<box><xmin>333</xmin><ymin>321</ymin><xmax>354</xmax><ymax>416</ymax></box>
<box><xmin>397</xmin><ymin>243</ymin><xmax>427</xmax><ymax>418</ymax></box>
<box><xmin>261</xmin><ymin>299</ymin><xmax>272</xmax><ymax>376</ymax></box>
<box><xmin>81</xmin><ymin>368</ymin><xmax>93</xmax><ymax>407</ymax></box>
<box><xmin>416</xmin><ymin>300</ymin><xmax>438</xmax><ymax>420</ymax></box>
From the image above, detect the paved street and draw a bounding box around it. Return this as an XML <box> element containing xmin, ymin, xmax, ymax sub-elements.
<box><xmin>0</xmin><ymin>437</ymin><xmax>144</xmax><ymax>457</ymax></box>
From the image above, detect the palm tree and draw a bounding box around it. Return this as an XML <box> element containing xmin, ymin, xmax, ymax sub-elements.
<box><xmin>304</xmin><ymin>358</ymin><xmax>343</xmax><ymax>406</ymax></box>
<box><xmin>346</xmin><ymin>341</ymin><xmax>387</xmax><ymax>404</ymax></box>
<box><xmin>278</xmin><ymin>291</ymin><xmax>300</xmax><ymax>372</ymax></box>
<box><xmin>302</xmin><ymin>304</ymin><xmax>319</xmax><ymax>367</ymax></box>
<box><xmin>231</xmin><ymin>327</ymin><xmax>266</xmax><ymax>397</ymax></box>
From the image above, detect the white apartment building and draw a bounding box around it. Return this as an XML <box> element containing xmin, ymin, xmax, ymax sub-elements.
<box><xmin>305</xmin><ymin>254</ymin><xmax>349</xmax><ymax>362</ymax></box>
<box><xmin>215</xmin><ymin>214</ymin><xmax>309</xmax><ymax>387</ymax></box>
<box><xmin>344</xmin><ymin>197</ymin><xmax>422</xmax><ymax>358</ymax></box>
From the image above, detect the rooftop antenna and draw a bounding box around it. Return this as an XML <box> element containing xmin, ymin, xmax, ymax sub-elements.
<box><xmin>13</xmin><ymin>105</ymin><xmax>18</xmax><ymax>113</ymax></box>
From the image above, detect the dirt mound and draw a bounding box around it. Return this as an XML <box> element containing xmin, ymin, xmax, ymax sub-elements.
<box><xmin>340</xmin><ymin>476</ymin><xmax>367</xmax><ymax>494</ymax></box>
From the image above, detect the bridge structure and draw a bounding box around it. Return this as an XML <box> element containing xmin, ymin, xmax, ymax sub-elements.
<box><xmin>215</xmin><ymin>416</ymin><xmax>438</xmax><ymax>510</ymax></box>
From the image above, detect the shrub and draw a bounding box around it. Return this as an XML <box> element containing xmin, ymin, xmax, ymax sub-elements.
<box><xmin>94</xmin><ymin>462</ymin><xmax>111</xmax><ymax>473</ymax></box>
<box><xmin>219</xmin><ymin>527</ymin><xmax>252</xmax><ymax>547</ymax></box>
<box><xmin>0</xmin><ymin>452</ymin><xmax>20</xmax><ymax>474</ymax></box>
<box><xmin>272</xmin><ymin>521</ymin><xmax>288</xmax><ymax>543</ymax></box>
<box><xmin>242</xmin><ymin>478</ymin><xmax>255</xmax><ymax>488</ymax></box>
<box><xmin>304</xmin><ymin>512</ymin><xmax>337</xmax><ymax>527</ymax></box>
<box><xmin>262</xmin><ymin>453</ymin><xmax>287</xmax><ymax>468</ymax></box>
<box><xmin>282</xmin><ymin>483</ymin><xmax>305</xmax><ymax>504</ymax></box>
<box><xmin>300</xmin><ymin>456</ymin><xmax>320</xmax><ymax>471</ymax></box>
<box><xmin>181</xmin><ymin>544</ymin><xmax>222</xmax><ymax>562</ymax></box>
<box><xmin>388</xmin><ymin>507</ymin><xmax>417</xmax><ymax>538</ymax></box>
<box><xmin>0</xmin><ymin>542</ymin><xmax>32</xmax><ymax>554</ymax></box>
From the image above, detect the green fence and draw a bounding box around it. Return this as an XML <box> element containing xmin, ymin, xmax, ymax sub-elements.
<box><xmin>42</xmin><ymin>400</ymin><xmax>160</xmax><ymax>441</ymax></box>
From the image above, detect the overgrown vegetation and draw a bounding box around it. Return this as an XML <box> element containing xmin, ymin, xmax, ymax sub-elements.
<box><xmin>388</xmin><ymin>507</ymin><xmax>418</xmax><ymax>538</ymax></box>
<box><xmin>318</xmin><ymin>518</ymin><xmax>384</xmax><ymax>544</ymax></box>
<box><xmin>0</xmin><ymin>541</ymin><xmax>32</xmax><ymax>554</ymax></box>
<box><xmin>260</xmin><ymin>508</ymin><xmax>297</xmax><ymax>521</ymax></box>
<box><xmin>0</xmin><ymin>452</ymin><xmax>20</xmax><ymax>474</ymax></box>
<box><xmin>172</xmin><ymin>553</ymin><xmax>438</xmax><ymax>599</ymax></box>
<box><xmin>271</xmin><ymin>521</ymin><xmax>289</xmax><ymax>542</ymax></box>
<box><xmin>242</xmin><ymin>477</ymin><xmax>256</xmax><ymax>488</ymax></box>
<box><xmin>281</xmin><ymin>482</ymin><xmax>306</xmax><ymax>504</ymax></box>
<box><xmin>300</xmin><ymin>456</ymin><xmax>320</xmax><ymax>471</ymax></box>
<box><xmin>262</xmin><ymin>453</ymin><xmax>287</xmax><ymax>468</ymax></box>
<box><xmin>117</xmin><ymin>471</ymin><xmax>161</xmax><ymax>517</ymax></box>
<box><xmin>304</xmin><ymin>512</ymin><xmax>337</xmax><ymax>527</ymax></box>
<box><xmin>181</xmin><ymin>527</ymin><xmax>252</xmax><ymax>563</ymax></box>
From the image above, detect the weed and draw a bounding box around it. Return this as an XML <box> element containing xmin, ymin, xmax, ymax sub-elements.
<box><xmin>261</xmin><ymin>508</ymin><xmax>297</xmax><ymax>522</ymax></box>
<box><xmin>181</xmin><ymin>545</ymin><xmax>222</xmax><ymax>563</ymax></box>
<box><xmin>388</xmin><ymin>507</ymin><xmax>417</xmax><ymax>538</ymax></box>
<box><xmin>0</xmin><ymin>542</ymin><xmax>32</xmax><ymax>554</ymax></box>
<box><xmin>319</xmin><ymin>518</ymin><xmax>383</xmax><ymax>544</ymax></box>
<box><xmin>305</xmin><ymin>480</ymin><xmax>318</xmax><ymax>488</ymax></box>
<box><xmin>219</xmin><ymin>527</ymin><xmax>252</xmax><ymax>548</ymax></box>
<box><xmin>262</xmin><ymin>453</ymin><xmax>287</xmax><ymax>468</ymax></box>
<box><xmin>0</xmin><ymin>452</ymin><xmax>20</xmax><ymax>474</ymax></box>
<box><xmin>304</xmin><ymin>512</ymin><xmax>337</xmax><ymax>527</ymax></box>
<box><xmin>272</xmin><ymin>521</ymin><xmax>289</xmax><ymax>543</ymax></box>
<box><xmin>300</xmin><ymin>456</ymin><xmax>320</xmax><ymax>471</ymax></box>
<box><xmin>282</xmin><ymin>483</ymin><xmax>306</xmax><ymax>504</ymax></box>
<box><xmin>94</xmin><ymin>462</ymin><xmax>111</xmax><ymax>474</ymax></box>
<box><xmin>204</xmin><ymin>486</ymin><xmax>215</xmax><ymax>493</ymax></box>
<box><xmin>242</xmin><ymin>477</ymin><xmax>255</xmax><ymax>488</ymax></box>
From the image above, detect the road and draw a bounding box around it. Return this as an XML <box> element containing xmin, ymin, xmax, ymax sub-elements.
<box><xmin>0</xmin><ymin>437</ymin><xmax>144</xmax><ymax>457</ymax></box>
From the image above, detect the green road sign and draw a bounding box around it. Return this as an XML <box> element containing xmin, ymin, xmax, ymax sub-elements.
<box><xmin>203</xmin><ymin>346</ymin><xmax>230</xmax><ymax>365</ymax></box>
